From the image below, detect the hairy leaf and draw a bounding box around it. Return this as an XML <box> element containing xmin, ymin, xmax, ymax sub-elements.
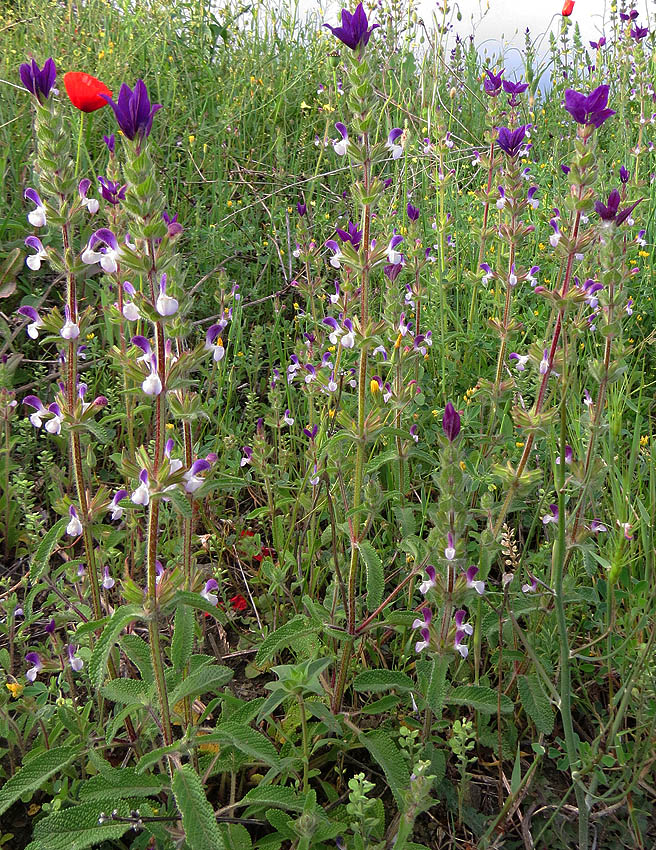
<box><xmin>89</xmin><ymin>605</ymin><xmax>143</xmax><ymax>689</ymax></box>
<box><xmin>0</xmin><ymin>746</ymin><xmax>78</xmax><ymax>816</ymax></box>
<box><xmin>518</xmin><ymin>674</ymin><xmax>554</xmax><ymax>734</ymax></box>
<box><xmin>447</xmin><ymin>685</ymin><xmax>513</xmax><ymax>715</ymax></box>
<box><xmin>353</xmin><ymin>669</ymin><xmax>415</xmax><ymax>694</ymax></box>
<box><xmin>360</xmin><ymin>730</ymin><xmax>410</xmax><ymax>810</ymax></box>
<box><xmin>358</xmin><ymin>541</ymin><xmax>384</xmax><ymax>610</ymax></box>
<box><xmin>172</xmin><ymin>765</ymin><xmax>225</xmax><ymax>850</ymax></box>
<box><xmin>168</xmin><ymin>664</ymin><xmax>233</xmax><ymax>706</ymax></box>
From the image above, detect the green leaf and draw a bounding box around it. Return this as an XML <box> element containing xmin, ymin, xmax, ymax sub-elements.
<box><xmin>238</xmin><ymin>785</ymin><xmax>305</xmax><ymax>812</ymax></box>
<box><xmin>101</xmin><ymin>678</ymin><xmax>150</xmax><ymax>705</ymax></box>
<box><xmin>83</xmin><ymin>419</ymin><xmax>113</xmax><ymax>445</ymax></box>
<box><xmin>255</xmin><ymin>617</ymin><xmax>318</xmax><ymax>666</ymax></box>
<box><xmin>353</xmin><ymin>669</ymin><xmax>415</xmax><ymax>694</ymax></box>
<box><xmin>169</xmin><ymin>664</ymin><xmax>233</xmax><ymax>706</ymax></box>
<box><xmin>30</xmin><ymin>518</ymin><xmax>68</xmax><ymax>581</ymax></box>
<box><xmin>425</xmin><ymin>656</ymin><xmax>449</xmax><ymax>716</ymax></box>
<box><xmin>173</xmin><ymin>590</ymin><xmax>226</xmax><ymax>620</ymax></box>
<box><xmin>171</xmin><ymin>604</ymin><xmax>195</xmax><ymax>671</ymax></box>
<box><xmin>360</xmin><ymin>730</ymin><xmax>410</xmax><ymax>811</ymax></box>
<box><xmin>518</xmin><ymin>675</ymin><xmax>554</xmax><ymax>734</ymax></box>
<box><xmin>25</xmin><ymin>800</ymin><xmax>139</xmax><ymax>850</ymax></box>
<box><xmin>79</xmin><ymin>767</ymin><xmax>165</xmax><ymax>801</ymax></box>
<box><xmin>136</xmin><ymin>743</ymin><xmax>182</xmax><ymax>774</ymax></box>
<box><xmin>201</xmin><ymin>722</ymin><xmax>280</xmax><ymax>769</ymax></box>
<box><xmin>166</xmin><ymin>486</ymin><xmax>193</xmax><ymax>518</ymax></box>
<box><xmin>446</xmin><ymin>685</ymin><xmax>513</xmax><ymax>715</ymax></box>
<box><xmin>172</xmin><ymin>765</ymin><xmax>225</xmax><ymax>850</ymax></box>
<box><xmin>358</xmin><ymin>541</ymin><xmax>384</xmax><ymax>610</ymax></box>
<box><xmin>89</xmin><ymin>605</ymin><xmax>143</xmax><ymax>690</ymax></box>
<box><xmin>120</xmin><ymin>633</ymin><xmax>154</xmax><ymax>683</ymax></box>
<box><xmin>0</xmin><ymin>746</ymin><xmax>78</xmax><ymax>816</ymax></box>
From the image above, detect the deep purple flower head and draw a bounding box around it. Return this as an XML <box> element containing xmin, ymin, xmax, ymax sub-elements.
<box><xmin>100</xmin><ymin>79</ymin><xmax>162</xmax><ymax>141</ymax></box>
<box><xmin>384</xmin><ymin>262</ymin><xmax>403</xmax><ymax>282</ymax></box>
<box><xmin>442</xmin><ymin>402</ymin><xmax>461</xmax><ymax>442</ymax></box>
<box><xmin>589</xmin><ymin>37</ymin><xmax>606</xmax><ymax>49</ymax></box>
<box><xmin>297</xmin><ymin>201</ymin><xmax>307</xmax><ymax>217</ymax></box>
<box><xmin>484</xmin><ymin>68</ymin><xmax>504</xmax><ymax>96</ymax></box>
<box><xmin>19</xmin><ymin>58</ymin><xmax>56</xmax><ymax>102</ymax></box>
<box><xmin>502</xmin><ymin>79</ymin><xmax>527</xmax><ymax>96</ymax></box>
<box><xmin>496</xmin><ymin>126</ymin><xmax>527</xmax><ymax>157</ymax></box>
<box><xmin>103</xmin><ymin>133</ymin><xmax>115</xmax><ymax>154</ymax></box>
<box><xmin>563</xmin><ymin>85</ymin><xmax>615</xmax><ymax>128</ymax></box>
<box><xmin>162</xmin><ymin>211</ymin><xmax>183</xmax><ymax>238</ymax></box>
<box><xmin>323</xmin><ymin>3</ymin><xmax>379</xmax><ymax>52</ymax></box>
<box><xmin>335</xmin><ymin>220</ymin><xmax>362</xmax><ymax>248</ymax></box>
<box><xmin>406</xmin><ymin>202</ymin><xmax>420</xmax><ymax>221</ymax></box>
<box><xmin>619</xmin><ymin>165</ymin><xmax>629</xmax><ymax>184</ymax></box>
<box><xmin>620</xmin><ymin>10</ymin><xmax>638</xmax><ymax>21</ymax></box>
<box><xmin>594</xmin><ymin>189</ymin><xmax>641</xmax><ymax>226</ymax></box>
<box><xmin>630</xmin><ymin>26</ymin><xmax>649</xmax><ymax>41</ymax></box>
<box><xmin>98</xmin><ymin>176</ymin><xmax>127</xmax><ymax>205</ymax></box>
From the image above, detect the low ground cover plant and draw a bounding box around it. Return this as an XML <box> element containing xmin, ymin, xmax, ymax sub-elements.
<box><xmin>0</xmin><ymin>1</ymin><xmax>655</xmax><ymax>848</ymax></box>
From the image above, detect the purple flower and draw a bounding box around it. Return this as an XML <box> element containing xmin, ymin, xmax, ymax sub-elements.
<box><xmin>619</xmin><ymin>165</ymin><xmax>629</xmax><ymax>184</ymax></box>
<box><xmin>323</xmin><ymin>3</ymin><xmax>379</xmax><ymax>52</ymax></box>
<box><xmin>480</xmin><ymin>263</ymin><xmax>493</xmax><ymax>286</ymax></box>
<box><xmin>415</xmin><ymin>627</ymin><xmax>431</xmax><ymax>653</ymax></box>
<box><xmin>100</xmin><ymin>79</ymin><xmax>162</xmax><ymax>141</ymax></box>
<box><xmin>24</xmin><ymin>236</ymin><xmax>48</xmax><ymax>271</ymax></box>
<box><xmin>240</xmin><ymin>446</ymin><xmax>253</xmax><ymax>467</ymax></box>
<box><xmin>419</xmin><ymin>565</ymin><xmax>436</xmax><ymax>595</ymax></box>
<box><xmin>444</xmin><ymin>532</ymin><xmax>456</xmax><ymax>561</ymax></box>
<box><xmin>25</xmin><ymin>652</ymin><xmax>42</xmax><ymax>682</ymax></box>
<box><xmin>78</xmin><ymin>179</ymin><xmax>99</xmax><ymax>214</ymax></box>
<box><xmin>131</xmin><ymin>468</ymin><xmax>150</xmax><ymax>506</ymax></box>
<box><xmin>45</xmin><ymin>618</ymin><xmax>56</xmax><ymax>635</ymax></box>
<box><xmin>60</xmin><ymin>305</ymin><xmax>80</xmax><ymax>340</ymax></box>
<box><xmin>630</xmin><ymin>25</ymin><xmax>649</xmax><ymax>41</ymax></box>
<box><xmin>205</xmin><ymin>324</ymin><xmax>226</xmax><ymax>361</ymax></box>
<box><xmin>589</xmin><ymin>37</ymin><xmax>606</xmax><ymax>49</ymax></box>
<box><xmin>98</xmin><ymin>176</ymin><xmax>127</xmax><ymax>205</ymax></box>
<box><xmin>496</xmin><ymin>126</ymin><xmax>527</xmax><ymax>157</ymax></box>
<box><xmin>563</xmin><ymin>85</ymin><xmax>615</xmax><ymax>128</ymax></box>
<box><xmin>23</xmin><ymin>394</ymin><xmax>47</xmax><ymax>428</ymax></box>
<box><xmin>386</xmin><ymin>128</ymin><xmax>403</xmax><ymax>159</ymax></box>
<box><xmin>556</xmin><ymin>445</ymin><xmax>573</xmax><ymax>465</ymax></box>
<box><xmin>17</xmin><ymin>305</ymin><xmax>43</xmax><ymax>339</ymax></box>
<box><xmin>103</xmin><ymin>133</ymin><xmax>115</xmax><ymax>154</ymax></box>
<box><xmin>442</xmin><ymin>402</ymin><xmax>461</xmax><ymax>442</ymax></box>
<box><xmin>19</xmin><ymin>57</ymin><xmax>56</xmax><ymax>102</ymax></box>
<box><xmin>384</xmin><ymin>262</ymin><xmax>403</xmax><ymax>282</ymax></box>
<box><xmin>102</xmin><ymin>567</ymin><xmax>115</xmax><ymax>590</ymax></box>
<box><xmin>412</xmin><ymin>606</ymin><xmax>432</xmax><ymax>631</ymax></box>
<box><xmin>24</xmin><ymin>188</ymin><xmax>47</xmax><ymax>228</ymax></box>
<box><xmin>162</xmin><ymin>210</ymin><xmax>183</xmax><ymax>238</ymax></box>
<box><xmin>590</xmin><ymin>519</ymin><xmax>607</xmax><ymax>533</ymax></box>
<box><xmin>303</xmin><ymin>424</ymin><xmax>318</xmax><ymax>441</ymax></box>
<box><xmin>409</xmin><ymin>424</ymin><xmax>419</xmax><ymax>443</ymax></box>
<box><xmin>484</xmin><ymin>67</ymin><xmax>504</xmax><ymax>96</ymax></box>
<box><xmin>386</xmin><ymin>234</ymin><xmax>403</xmax><ymax>264</ymax></box>
<box><xmin>522</xmin><ymin>576</ymin><xmax>538</xmax><ymax>594</ymax></box>
<box><xmin>156</xmin><ymin>273</ymin><xmax>178</xmax><ymax>317</ymax></box>
<box><xmin>109</xmin><ymin>489</ymin><xmax>128</xmax><ymax>520</ymax></box>
<box><xmin>527</xmin><ymin>186</ymin><xmax>539</xmax><ymax>209</ymax></box>
<box><xmin>539</xmin><ymin>349</ymin><xmax>550</xmax><ymax>375</ymax></box>
<box><xmin>201</xmin><ymin>578</ymin><xmax>219</xmax><ymax>605</ymax></box>
<box><xmin>332</xmin><ymin>122</ymin><xmax>348</xmax><ymax>156</ymax></box>
<box><xmin>406</xmin><ymin>202</ymin><xmax>420</xmax><ymax>221</ymax></box>
<box><xmin>67</xmin><ymin>644</ymin><xmax>84</xmax><ymax>672</ymax></box>
<box><xmin>594</xmin><ymin>189</ymin><xmax>641</xmax><ymax>226</ymax></box>
<box><xmin>297</xmin><ymin>202</ymin><xmax>307</xmax><ymax>217</ymax></box>
<box><xmin>509</xmin><ymin>352</ymin><xmax>529</xmax><ymax>371</ymax></box>
<box><xmin>542</xmin><ymin>504</ymin><xmax>559</xmax><ymax>525</ymax></box>
<box><xmin>335</xmin><ymin>220</ymin><xmax>362</xmax><ymax>248</ymax></box>
<box><xmin>502</xmin><ymin>79</ymin><xmax>528</xmax><ymax>96</ymax></box>
<box><xmin>620</xmin><ymin>10</ymin><xmax>638</xmax><ymax>21</ymax></box>
<box><xmin>81</xmin><ymin>228</ymin><xmax>121</xmax><ymax>273</ymax></box>
<box><xmin>184</xmin><ymin>458</ymin><xmax>211</xmax><ymax>493</ymax></box>
<box><xmin>66</xmin><ymin>505</ymin><xmax>83</xmax><ymax>537</ymax></box>
<box><xmin>465</xmin><ymin>566</ymin><xmax>485</xmax><ymax>595</ymax></box>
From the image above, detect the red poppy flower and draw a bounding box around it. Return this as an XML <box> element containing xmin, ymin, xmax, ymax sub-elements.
<box><xmin>230</xmin><ymin>594</ymin><xmax>248</xmax><ymax>612</ymax></box>
<box><xmin>240</xmin><ymin>529</ymin><xmax>254</xmax><ymax>538</ymax></box>
<box><xmin>562</xmin><ymin>0</ymin><xmax>575</xmax><ymax>15</ymax></box>
<box><xmin>64</xmin><ymin>72</ymin><xmax>112</xmax><ymax>112</ymax></box>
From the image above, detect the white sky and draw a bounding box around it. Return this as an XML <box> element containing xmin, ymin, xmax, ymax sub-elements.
<box><xmin>312</xmin><ymin>0</ymin><xmax>654</xmax><ymax>53</ymax></box>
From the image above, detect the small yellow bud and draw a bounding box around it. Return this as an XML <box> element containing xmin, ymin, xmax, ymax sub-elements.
<box><xmin>370</xmin><ymin>379</ymin><xmax>380</xmax><ymax>394</ymax></box>
<box><xmin>6</xmin><ymin>682</ymin><xmax>24</xmax><ymax>698</ymax></box>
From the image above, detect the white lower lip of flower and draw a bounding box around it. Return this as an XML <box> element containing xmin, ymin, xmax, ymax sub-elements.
<box><xmin>123</xmin><ymin>303</ymin><xmax>140</xmax><ymax>321</ymax></box>
<box><xmin>70</xmin><ymin>657</ymin><xmax>84</xmax><ymax>671</ymax></box>
<box><xmin>81</xmin><ymin>248</ymin><xmax>103</xmax><ymax>265</ymax></box>
<box><xmin>45</xmin><ymin>417</ymin><xmax>62</xmax><ymax>435</ymax></box>
<box><xmin>27</xmin><ymin>668</ymin><xmax>38</xmax><ymax>682</ymax></box>
<box><xmin>131</xmin><ymin>484</ymin><xmax>150</xmax><ymax>506</ymax></box>
<box><xmin>85</xmin><ymin>199</ymin><xmax>100</xmax><ymax>214</ymax></box>
<box><xmin>184</xmin><ymin>476</ymin><xmax>203</xmax><ymax>493</ymax></box>
<box><xmin>341</xmin><ymin>333</ymin><xmax>355</xmax><ymax>348</ymax></box>
<box><xmin>66</xmin><ymin>517</ymin><xmax>83</xmax><ymax>536</ymax></box>
<box><xmin>142</xmin><ymin>373</ymin><xmax>163</xmax><ymax>395</ymax></box>
<box><xmin>110</xmin><ymin>507</ymin><xmax>123</xmax><ymax>520</ymax></box>
<box><xmin>445</xmin><ymin>547</ymin><xmax>455</xmax><ymax>560</ymax></box>
<box><xmin>213</xmin><ymin>346</ymin><xmax>225</xmax><ymax>361</ymax></box>
<box><xmin>28</xmin><ymin>209</ymin><xmax>47</xmax><ymax>228</ymax></box>
<box><xmin>27</xmin><ymin>322</ymin><xmax>41</xmax><ymax>339</ymax></box>
<box><xmin>100</xmin><ymin>255</ymin><xmax>118</xmax><ymax>274</ymax></box>
<box><xmin>201</xmin><ymin>590</ymin><xmax>218</xmax><ymax>605</ymax></box>
<box><xmin>156</xmin><ymin>294</ymin><xmax>179</xmax><ymax>317</ymax></box>
<box><xmin>30</xmin><ymin>413</ymin><xmax>43</xmax><ymax>428</ymax></box>
<box><xmin>419</xmin><ymin>580</ymin><xmax>434</xmax><ymax>594</ymax></box>
<box><xmin>27</xmin><ymin>255</ymin><xmax>44</xmax><ymax>270</ymax></box>
<box><xmin>61</xmin><ymin>322</ymin><xmax>80</xmax><ymax>340</ymax></box>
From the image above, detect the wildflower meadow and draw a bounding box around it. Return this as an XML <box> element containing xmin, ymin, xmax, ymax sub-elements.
<box><xmin>0</xmin><ymin>0</ymin><xmax>655</xmax><ymax>847</ymax></box>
